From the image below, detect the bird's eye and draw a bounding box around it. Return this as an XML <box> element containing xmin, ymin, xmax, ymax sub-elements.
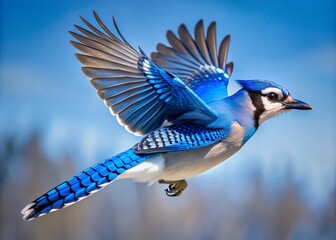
<box><xmin>267</xmin><ymin>92</ymin><xmax>278</xmax><ymax>102</ymax></box>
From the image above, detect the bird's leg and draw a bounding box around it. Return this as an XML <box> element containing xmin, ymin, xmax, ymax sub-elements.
<box><xmin>158</xmin><ymin>179</ymin><xmax>188</xmax><ymax>197</ymax></box>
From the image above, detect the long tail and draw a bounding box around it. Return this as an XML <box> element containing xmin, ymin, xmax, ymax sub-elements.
<box><xmin>21</xmin><ymin>148</ymin><xmax>149</xmax><ymax>221</ymax></box>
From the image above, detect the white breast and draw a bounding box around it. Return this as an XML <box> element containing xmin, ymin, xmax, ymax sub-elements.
<box><xmin>120</xmin><ymin>122</ymin><xmax>245</xmax><ymax>182</ymax></box>
<box><xmin>160</xmin><ymin>122</ymin><xmax>245</xmax><ymax>180</ymax></box>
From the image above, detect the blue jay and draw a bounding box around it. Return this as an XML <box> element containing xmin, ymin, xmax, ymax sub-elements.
<box><xmin>22</xmin><ymin>12</ymin><xmax>312</xmax><ymax>221</ymax></box>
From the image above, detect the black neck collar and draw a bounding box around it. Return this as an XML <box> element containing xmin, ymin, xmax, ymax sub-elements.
<box><xmin>248</xmin><ymin>91</ymin><xmax>265</xmax><ymax>127</ymax></box>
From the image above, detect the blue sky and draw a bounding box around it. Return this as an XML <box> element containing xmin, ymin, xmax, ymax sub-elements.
<box><xmin>1</xmin><ymin>0</ymin><xmax>335</xmax><ymax>210</ymax></box>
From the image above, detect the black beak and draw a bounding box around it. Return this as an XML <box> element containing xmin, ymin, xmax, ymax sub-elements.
<box><xmin>283</xmin><ymin>99</ymin><xmax>313</xmax><ymax>110</ymax></box>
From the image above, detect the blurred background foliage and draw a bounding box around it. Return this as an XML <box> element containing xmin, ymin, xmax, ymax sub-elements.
<box><xmin>0</xmin><ymin>0</ymin><xmax>335</xmax><ymax>239</ymax></box>
<box><xmin>1</xmin><ymin>134</ymin><xmax>334</xmax><ymax>239</ymax></box>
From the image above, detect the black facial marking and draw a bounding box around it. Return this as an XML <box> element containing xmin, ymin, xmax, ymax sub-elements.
<box><xmin>248</xmin><ymin>92</ymin><xmax>265</xmax><ymax>127</ymax></box>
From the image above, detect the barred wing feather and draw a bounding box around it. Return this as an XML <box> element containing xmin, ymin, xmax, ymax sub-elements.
<box><xmin>134</xmin><ymin>124</ymin><xmax>229</xmax><ymax>154</ymax></box>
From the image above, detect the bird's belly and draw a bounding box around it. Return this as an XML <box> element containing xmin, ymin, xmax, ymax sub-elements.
<box><xmin>159</xmin><ymin>141</ymin><xmax>242</xmax><ymax>180</ymax></box>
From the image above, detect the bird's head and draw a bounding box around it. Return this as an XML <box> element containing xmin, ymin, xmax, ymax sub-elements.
<box><xmin>237</xmin><ymin>80</ymin><xmax>312</xmax><ymax>126</ymax></box>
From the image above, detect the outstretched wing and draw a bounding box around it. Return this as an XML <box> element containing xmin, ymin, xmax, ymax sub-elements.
<box><xmin>70</xmin><ymin>12</ymin><xmax>219</xmax><ymax>136</ymax></box>
<box><xmin>134</xmin><ymin>124</ymin><xmax>229</xmax><ymax>154</ymax></box>
<box><xmin>151</xmin><ymin>20</ymin><xmax>233</xmax><ymax>103</ymax></box>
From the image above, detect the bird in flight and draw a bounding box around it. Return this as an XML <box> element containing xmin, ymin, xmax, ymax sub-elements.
<box><xmin>22</xmin><ymin>11</ymin><xmax>312</xmax><ymax>221</ymax></box>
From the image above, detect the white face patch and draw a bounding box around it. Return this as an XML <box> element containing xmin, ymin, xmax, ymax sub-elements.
<box><xmin>258</xmin><ymin>87</ymin><xmax>291</xmax><ymax>124</ymax></box>
<box><xmin>259</xmin><ymin>90</ymin><xmax>290</xmax><ymax>124</ymax></box>
<box><xmin>259</xmin><ymin>99</ymin><xmax>284</xmax><ymax>123</ymax></box>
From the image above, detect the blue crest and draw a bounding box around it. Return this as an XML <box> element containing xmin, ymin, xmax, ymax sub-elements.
<box><xmin>236</xmin><ymin>80</ymin><xmax>289</xmax><ymax>96</ymax></box>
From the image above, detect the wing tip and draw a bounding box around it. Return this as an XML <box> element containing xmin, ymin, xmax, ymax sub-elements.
<box><xmin>196</xmin><ymin>19</ymin><xmax>204</xmax><ymax>26</ymax></box>
<box><xmin>166</xmin><ymin>29</ymin><xmax>174</xmax><ymax>38</ymax></box>
<box><xmin>112</xmin><ymin>16</ymin><xmax>134</xmax><ymax>50</ymax></box>
<box><xmin>178</xmin><ymin>23</ymin><xmax>188</xmax><ymax>34</ymax></box>
<box><xmin>208</xmin><ymin>21</ymin><xmax>216</xmax><ymax>30</ymax></box>
<box><xmin>92</xmin><ymin>10</ymin><xmax>98</xmax><ymax>18</ymax></box>
<box><xmin>81</xmin><ymin>66</ymin><xmax>95</xmax><ymax>78</ymax></box>
<box><xmin>225</xmin><ymin>62</ymin><xmax>234</xmax><ymax>76</ymax></box>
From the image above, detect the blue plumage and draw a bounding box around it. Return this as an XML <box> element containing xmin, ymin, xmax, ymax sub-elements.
<box><xmin>189</xmin><ymin>71</ymin><xmax>230</xmax><ymax>103</ymax></box>
<box><xmin>21</xmin><ymin>11</ymin><xmax>312</xmax><ymax>221</ymax></box>
<box><xmin>236</xmin><ymin>79</ymin><xmax>290</xmax><ymax>97</ymax></box>
<box><xmin>22</xmin><ymin>148</ymin><xmax>150</xmax><ymax>220</ymax></box>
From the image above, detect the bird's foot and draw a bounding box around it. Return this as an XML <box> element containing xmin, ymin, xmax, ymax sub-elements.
<box><xmin>158</xmin><ymin>179</ymin><xmax>188</xmax><ymax>197</ymax></box>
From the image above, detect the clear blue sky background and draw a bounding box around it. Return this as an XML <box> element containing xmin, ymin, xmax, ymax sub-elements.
<box><xmin>1</xmin><ymin>0</ymin><xmax>335</xmax><ymax>211</ymax></box>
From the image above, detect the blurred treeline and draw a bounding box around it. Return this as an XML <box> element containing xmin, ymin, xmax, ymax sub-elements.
<box><xmin>0</xmin><ymin>133</ymin><xmax>335</xmax><ymax>240</ymax></box>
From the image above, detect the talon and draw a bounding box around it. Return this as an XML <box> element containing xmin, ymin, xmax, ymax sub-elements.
<box><xmin>158</xmin><ymin>179</ymin><xmax>188</xmax><ymax>197</ymax></box>
<box><xmin>168</xmin><ymin>184</ymin><xmax>176</xmax><ymax>192</ymax></box>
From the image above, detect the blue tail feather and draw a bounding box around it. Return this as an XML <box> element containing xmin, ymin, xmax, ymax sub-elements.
<box><xmin>21</xmin><ymin>148</ymin><xmax>149</xmax><ymax>221</ymax></box>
